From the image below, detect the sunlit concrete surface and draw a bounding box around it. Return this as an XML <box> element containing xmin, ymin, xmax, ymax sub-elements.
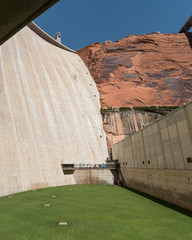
<box><xmin>0</xmin><ymin>23</ymin><xmax>108</xmax><ymax>197</ymax></box>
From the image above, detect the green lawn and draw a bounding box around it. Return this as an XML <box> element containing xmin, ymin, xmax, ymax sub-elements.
<box><xmin>0</xmin><ymin>185</ymin><xmax>191</xmax><ymax>240</ymax></box>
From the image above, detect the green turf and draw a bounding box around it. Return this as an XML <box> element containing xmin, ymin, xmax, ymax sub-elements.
<box><xmin>0</xmin><ymin>185</ymin><xmax>191</xmax><ymax>240</ymax></box>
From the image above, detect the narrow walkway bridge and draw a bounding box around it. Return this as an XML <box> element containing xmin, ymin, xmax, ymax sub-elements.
<box><xmin>61</xmin><ymin>160</ymin><xmax>126</xmax><ymax>186</ymax></box>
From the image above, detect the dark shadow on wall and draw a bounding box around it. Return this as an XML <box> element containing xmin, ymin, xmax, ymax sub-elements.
<box><xmin>121</xmin><ymin>186</ymin><xmax>192</xmax><ymax>218</ymax></box>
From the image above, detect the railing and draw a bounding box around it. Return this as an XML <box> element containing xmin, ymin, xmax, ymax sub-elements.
<box><xmin>61</xmin><ymin>163</ymin><xmax>117</xmax><ymax>170</ymax></box>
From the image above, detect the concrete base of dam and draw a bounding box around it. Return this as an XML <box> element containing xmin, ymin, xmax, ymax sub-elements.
<box><xmin>74</xmin><ymin>169</ymin><xmax>114</xmax><ymax>185</ymax></box>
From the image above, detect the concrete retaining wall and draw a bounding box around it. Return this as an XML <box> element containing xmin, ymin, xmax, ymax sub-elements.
<box><xmin>74</xmin><ymin>169</ymin><xmax>114</xmax><ymax>185</ymax></box>
<box><xmin>112</xmin><ymin>102</ymin><xmax>192</xmax><ymax>210</ymax></box>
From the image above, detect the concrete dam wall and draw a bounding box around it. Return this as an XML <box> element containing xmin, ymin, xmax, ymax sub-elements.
<box><xmin>0</xmin><ymin>23</ymin><xmax>109</xmax><ymax>197</ymax></box>
<box><xmin>112</xmin><ymin>102</ymin><xmax>192</xmax><ymax>210</ymax></box>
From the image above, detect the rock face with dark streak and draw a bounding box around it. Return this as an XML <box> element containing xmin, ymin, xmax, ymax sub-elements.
<box><xmin>77</xmin><ymin>33</ymin><xmax>192</xmax><ymax>108</ymax></box>
<box><xmin>101</xmin><ymin>109</ymin><xmax>162</xmax><ymax>151</ymax></box>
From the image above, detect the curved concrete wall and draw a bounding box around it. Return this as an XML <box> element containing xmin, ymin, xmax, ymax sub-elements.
<box><xmin>0</xmin><ymin>25</ymin><xmax>108</xmax><ymax>196</ymax></box>
<box><xmin>27</xmin><ymin>22</ymin><xmax>75</xmax><ymax>53</ymax></box>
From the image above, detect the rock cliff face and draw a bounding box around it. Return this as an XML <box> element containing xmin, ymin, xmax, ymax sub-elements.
<box><xmin>101</xmin><ymin>109</ymin><xmax>163</xmax><ymax>151</ymax></box>
<box><xmin>77</xmin><ymin>33</ymin><xmax>192</xmax><ymax>108</ymax></box>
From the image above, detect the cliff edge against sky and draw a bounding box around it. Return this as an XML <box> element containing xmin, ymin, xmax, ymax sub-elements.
<box><xmin>78</xmin><ymin>32</ymin><xmax>192</xmax><ymax>108</ymax></box>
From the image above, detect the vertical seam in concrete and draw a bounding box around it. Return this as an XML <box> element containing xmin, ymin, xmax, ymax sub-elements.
<box><xmin>151</xmin><ymin>126</ymin><xmax>159</xmax><ymax>169</ymax></box>
<box><xmin>130</xmin><ymin>137</ymin><xmax>135</xmax><ymax>168</ymax></box>
<box><xmin>141</xmin><ymin>129</ymin><xmax>147</xmax><ymax>169</ymax></box>
<box><xmin>157</xmin><ymin>121</ymin><xmax>167</xmax><ymax>169</ymax></box>
<box><xmin>165</xmin><ymin>117</ymin><xmax>176</xmax><ymax>169</ymax></box>
<box><xmin>146</xmin><ymin>128</ymin><xmax>154</xmax><ymax>170</ymax></box>
<box><xmin>123</xmin><ymin>140</ymin><xmax>126</xmax><ymax>170</ymax></box>
<box><xmin>173</xmin><ymin>112</ymin><xmax>186</xmax><ymax>170</ymax></box>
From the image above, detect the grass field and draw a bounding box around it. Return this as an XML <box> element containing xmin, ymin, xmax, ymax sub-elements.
<box><xmin>0</xmin><ymin>185</ymin><xmax>191</xmax><ymax>240</ymax></box>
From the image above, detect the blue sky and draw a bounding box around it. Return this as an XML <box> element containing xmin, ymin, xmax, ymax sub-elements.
<box><xmin>34</xmin><ymin>0</ymin><xmax>192</xmax><ymax>50</ymax></box>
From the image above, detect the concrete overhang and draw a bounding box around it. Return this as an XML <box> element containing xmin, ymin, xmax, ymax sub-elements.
<box><xmin>179</xmin><ymin>15</ymin><xmax>192</xmax><ymax>33</ymax></box>
<box><xmin>0</xmin><ymin>0</ymin><xmax>59</xmax><ymax>45</ymax></box>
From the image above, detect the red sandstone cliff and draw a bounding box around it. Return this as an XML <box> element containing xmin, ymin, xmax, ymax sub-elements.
<box><xmin>77</xmin><ymin>33</ymin><xmax>192</xmax><ymax>108</ymax></box>
<box><xmin>102</xmin><ymin>109</ymin><xmax>161</xmax><ymax>149</ymax></box>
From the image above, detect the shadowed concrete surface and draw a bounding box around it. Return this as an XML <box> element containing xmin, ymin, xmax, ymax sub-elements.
<box><xmin>0</xmin><ymin>0</ymin><xmax>59</xmax><ymax>45</ymax></box>
<box><xmin>0</xmin><ymin>23</ymin><xmax>109</xmax><ymax>197</ymax></box>
<box><xmin>112</xmin><ymin>102</ymin><xmax>192</xmax><ymax>210</ymax></box>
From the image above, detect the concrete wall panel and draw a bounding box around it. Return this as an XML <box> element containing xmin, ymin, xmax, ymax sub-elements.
<box><xmin>131</xmin><ymin>134</ymin><xmax>138</xmax><ymax>168</ymax></box>
<box><xmin>152</xmin><ymin>124</ymin><xmax>164</xmax><ymax>169</ymax></box>
<box><xmin>112</xmin><ymin>102</ymin><xmax>192</xmax><ymax>210</ymax></box>
<box><xmin>138</xmin><ymin>131</ymin><xmax>146</xmax><ymax>169</ymax></box>
<box><xmin>175</xmin><ymin>109</ymin><xmax>192</xmax><ymax>170</ymax></box>
<box><xmin>147</xmin><ymin>127</ymin><xmax>158</xmax><ymax>169</ymax></box>
<box><xmin>159</xmin><ymin>118</ymin><xmax>175</xmax><ymax>169</ymax></box>
<box><xmin>124</xmin><ymin>137</ymin><xmax>130</xmax><ymax>168</ymax></box>
<box><xmin>167</xmin><ymin>114</ymin><xmax>185</xmax><ymax>169</ymax></box>
<box><xmin>118</xmin><ymin>140</ymin><xmax>125</xmax><ymax>167</ymax></box>
<box><xmin>112</xmin><ymin>144</ymin><xmax>118</xmax><ymax>160</ymax></box>
<box><xmin>125</xmin><ymin>137</ymin><xmax>134</xmax><ymax>168</ymax></box>
<box><xmin>142</xmin><ymin>128</ymin><xmax>151</xmax><ymax>169</ymax></box>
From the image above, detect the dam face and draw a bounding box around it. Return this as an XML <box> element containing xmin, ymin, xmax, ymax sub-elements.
<box><xmin>0</xmin><ymin>24</ymin><xmax>108</xmax><ymax>196</ymax></box>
